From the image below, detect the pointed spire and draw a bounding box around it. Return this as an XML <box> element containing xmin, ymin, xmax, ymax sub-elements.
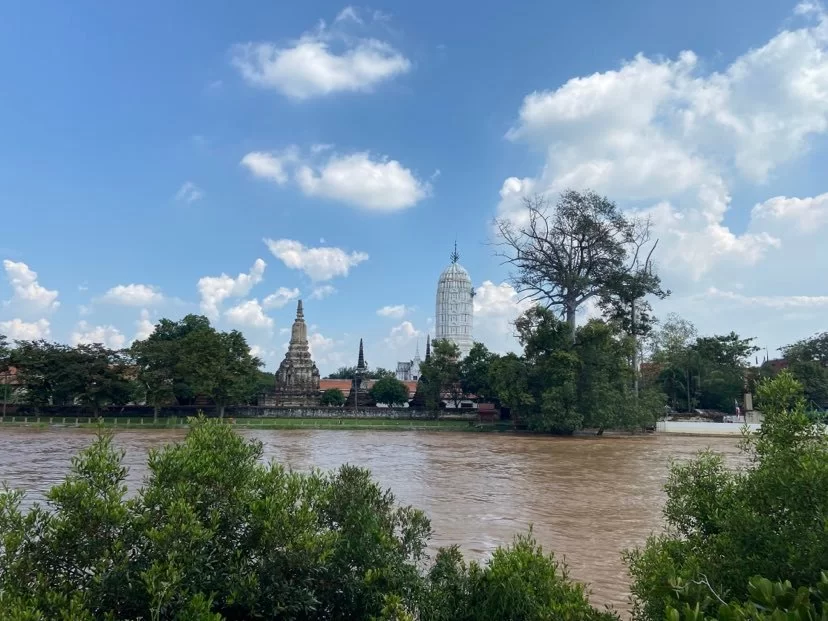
<box><xmin>357</xmin><ymin>338</ymin><xmax>366</xmax><ymax>370</ymax></box>
<box><xmin>296</xmin><ymin>299</ymin><xmax>304</xmax><ymax>319</ymax></box>
<box><xmin>450</xmin><ymin>240</ymin><xmax>459</xmax><ymax>264</ymax></box>
<box><xmin>415</xmin><ymin>339</ymin><xmax>420</xmax><ymax>359</ymax></box>
<box><xmin>425</xmin><ymin>335</ymin><xmax>431</xmax><ymax>361</ymax></box>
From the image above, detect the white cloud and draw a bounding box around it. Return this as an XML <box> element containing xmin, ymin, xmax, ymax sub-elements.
<box><xmin>705</xmin><ymin>287</ymin><xmax>828</xmax><ymax>309</ymax></box>
<box><xmin>0</xmin><ymin>318</ymin><xmax>50</xmax><ymax>341</ymax></box>
<box><xmin>263</xmin><ymin>287</ymin><xmax>301</xmax><ymax>309</ymax></box>
<box><xmin>240</xmin><ymin>148</ymin><xmax>299</xmax><ymax>185</ymax></box>
<box><xmin>243</xmin><ymin>147</ymin><xmax>430</xmax><ymax>211</ymax></box>
<box><xmin>377</xmin><ymin>304</ymin><xmax>409</xmax><ymax>318</ymax></box>
<box><xmin>224</xmin><ymin>299</ymin><xmax>274</xmax><ymax>330</ymax></box>
<box><xmin>310</xmin><ymin>284</ymin><xmax>337</xmax><ymax>299</ymax></box>
<box><xmin>197</xmin><ymin>258</ymin><xmax>266</xmax><ymax>319</ymax></box>
<box><xmin>295</xmin><ymin>152</ymin><xmax>429</xmax><ymax>211</ymax></box>
<box><xmin>134</xmin><ymin>309</ymin><xmax>155</xmax><ymax>341</ymax></box>
<box><xmin>384</xmin><ymin>321</ymin><xmax>420</xmax><ymax>349</ymax></box>
<box><xmin>101</xmin><ymin>284</ymin><xmax>164</xmax><ymax>306</ymax></box>
<box><xmin>175</xmin><ymin>181</ymin><xmax>203</xmax><ymax>203</ymax></box>
<box><xmin>473</xmin><ymin>281</ymin><xmax>534</xmax><ymax>354</ymax></box>
<box><xmin>230</xmin><ymin>11</ymin><xmax>410</xmax><ymax>100</ymax></box>
<box><xmin>499</xmin><ymin>4</ymin><xmax>828</xmax><ymax>280</ymax></box>
<box><xmin>264</xmin><ymin>238</ymin><xmax>367</xmax><ymax>281</ymax></box>
<box><xmin>71</xmin><ymin>322</ymin><xmax>126</xmax><ymax>350</ymax></box>
<box><xmin>2</xmin><ymin>260</ymin><xmax>59</xmax><ymax>312</ymax></box>
<box><xmin>751</xmin><ymin>192</ymin><xmax>828</xmax><ymax>233</ymax></box>
<box><xmin>335</xmin><ymin>6</ymin><xmax>363</xmax><ymax>24</ymax></box>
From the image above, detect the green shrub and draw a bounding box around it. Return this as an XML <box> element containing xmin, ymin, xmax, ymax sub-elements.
<box><xmin>625</xmin><ymin>371</ymin><xmax>828</xmax><ymax>620</ymax></box>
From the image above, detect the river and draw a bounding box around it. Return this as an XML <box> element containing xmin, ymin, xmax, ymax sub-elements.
<box><xmin>0</xmin><ymin>428</ymin><xmax>743</xmax><ymax>613</ymax></box>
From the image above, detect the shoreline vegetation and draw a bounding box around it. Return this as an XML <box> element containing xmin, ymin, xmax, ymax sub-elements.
<box><xmin>0</xmin><ymin>373</ymin><xmax>826</xmax><ymax>619</ymax></box>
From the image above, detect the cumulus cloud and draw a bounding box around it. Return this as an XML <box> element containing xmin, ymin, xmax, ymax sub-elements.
<box><xmin>101</xmin><ymin>284</ymin><xmax>164</xmax><ymax>306</ymax></box>
<box><xmin>240</xmin><ymin>149</ymin><xmax>299</xmax><ymax>185</ymax></box>
<box><xmin>2</xmin><ymin>260</ymin><xmax>59</xmax><ymax>312</ymax></box>
<box><xmin>224</xmin><ymin>299</ymin><xmax>274</xmax><ymax>329</ymax></box>
<box><xmin>134</xmin><ymin>309</ymin><xmax>155</xmax><ymax>341</ymax></box>
<box><xmin>71</xmin><ymin>322</ymin><xmax>126</xmax><ymax>350</ymax></box>
<box><xmin>499</xmin><ymin>4</ymin><xmax>828</xmax><ymax>280</ymax></box>
<box><xmin>198</xmin><ymin>259</ymin><xmax>266</xmax><ymax>319</ymax></box>
<box><xmin>0</xmin><ymin>318</ymin><xmax>50</xmax><ymax>340</ymax></box>
<box><xmin>264</xmin><ymin>239</ymin><xmax>368</xmax><ymax>281</ymax></box>
<box><xmin>295</xmin><ymin>152</ymin><xmax>429</xmax><ymax>210</ymax></box>
<box><xmin>376</xmin><ymin>304</ymin><xmax>409</xmax><ymax>318</ymax></box>
<box><xmin>230</xmin><ymin>9</ymin><xmax>410</xmax><ymax>100</ymax></box>
<box><xmin>263</xmin><ymin>287</ymin><xmax>301</xmax><ymax>309</ymax></box>
<box><xmin>310</xmin><ymin>285</ymin><xmax>337</xmax><ymax>299</ymax></box>
<box><xmin>243</xmin><ymin>147</ymin><xmax>430</xmax><ymax>211</ymax></box>
<box><xmin>175</xmin><ymin>181</ymin><xmax>203</xmax><ymax>203</ymax></box>
<box><xmin>751</xmin><ymin>192</ymin><xmax>828</xmax><ymax>233</ymax></box>
<box><xmin>473</xmin><ymin>281</ymin><xmax>534</xmax><ymax>354</ymax></box>
<box><xmin>384</xmin><ymin>321</ymin><xmax>420</xmax><ymax>349</ymax></box>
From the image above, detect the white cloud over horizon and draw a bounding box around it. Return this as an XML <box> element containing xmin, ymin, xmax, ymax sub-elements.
<box><xmin>3</xmin><ymin>260</ymin><xmax>59</xmax><ymax>313</ymax></box>
<box><xmin>0</xmin><ymin>318</ymin><xmax>51</xmax><ymax>341</ymax></box>
<box><xmin>198</xmin><ymin>259</ymin><xmax>266</xmax><ymax>319</ymax></box>
<box><xmin>101</xmin><ymin>284</ymin><xmax>164</xmax><ymax>306</ymax></box>
<box><xmin>224</xmin><ymin>298</ymin><xmax>274</xmax><ymax>330</ymax></box>
<box><xmin>71</xmin><ymin>321</ymin><xmax>126</xmax><ymax>350</ymax></box>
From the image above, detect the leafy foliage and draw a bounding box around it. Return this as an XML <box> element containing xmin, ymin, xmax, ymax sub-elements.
<box><xmin>370</xmin><ymin>376</ymin><xmax>411</xmax><ymax>407</ymax></box>
<box><xmin>625</xmin><ymin>371</ymin><xmax>828</xmax><ymax>620</ymax></box>
<box><xmin>418</xmin><ymin>340</ymin><xmax>463</xmax><ymax>408</ymax></box>
<box><xmin>320</xmin><ymin>387</ymin><xmax>346</xmax><ymax>406</ymax></box>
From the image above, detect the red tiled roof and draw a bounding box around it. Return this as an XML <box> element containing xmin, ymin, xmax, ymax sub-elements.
<box><xmin>318</xmin><ymin>378</ymin><xmax>419</xmax><ymax>399</ymax></box>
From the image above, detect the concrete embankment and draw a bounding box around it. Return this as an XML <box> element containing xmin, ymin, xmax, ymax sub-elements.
<box><xmin>656</xmin><ymin>421</ymin><xmax>761</xmax><ymax>436</ymax></box>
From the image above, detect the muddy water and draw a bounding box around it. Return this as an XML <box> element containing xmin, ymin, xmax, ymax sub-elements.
<box><xmin>0</xmin><ymin>428</ymin><xmax>743</xmax><ymax>612</ymax></box>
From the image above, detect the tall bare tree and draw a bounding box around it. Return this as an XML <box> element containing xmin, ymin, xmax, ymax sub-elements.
<box><xmin>496</xmin><ymin>190</ymin><xmax>664</xmax><ymax>342</ymax></box>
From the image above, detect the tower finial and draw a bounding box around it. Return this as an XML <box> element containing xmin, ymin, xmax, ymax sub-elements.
<box><xmin>425</xmin><ymin>334</ymin><xmax>431</xmax><ymax>361</ymax></box>
<box><xmin>357</xmin><ymin>338</ymin><xmax>366</xmax><ymax>370</ymax></box>
<box><xmin>450</xmin><ymin>239</ymin><xmax>459</xmax><ymax>264</ymax></box>
<box><xmin>296</xmin><ymin>299</ymin><xmax>304</xmax><ymax>319</ymax></box>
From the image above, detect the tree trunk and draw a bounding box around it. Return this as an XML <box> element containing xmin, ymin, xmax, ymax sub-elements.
<box><xmin>218</xmin><ymin>403</ymin><xmax>225</xmax><ymax>419</ymax></box>
<box><xmin>566</xmin><ymin>305</ymin><xmax>577</xmax><ymax>342</ymax></box>
<box><xmin>685</xmin><ymin>368</ymin><xmax>692</xmax><ymax>413</ymax></box>
<box><xmin>153</xmin><ymin>404</ymin><xmax>159</xmax><ymax>424</ymax></box>
<box><xmin>631</xmin><ymin>298</ymin><xmax>639</xmax><ymax>398</ymax></box>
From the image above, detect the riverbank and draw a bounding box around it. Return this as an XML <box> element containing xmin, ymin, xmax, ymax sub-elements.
<box><xmin>0</xmin><ymin>415</ymin><xmax>501</xmax><ymax>432</ymax></box>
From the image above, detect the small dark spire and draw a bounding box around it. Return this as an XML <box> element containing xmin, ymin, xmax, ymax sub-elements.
<box><xmin>296</xmin><ymin>299</ymin><xmax>304</xmax><ymax>319</ymax></box>
<box><xmin>425</xmin><ymin>335</ymin><xmax>431</xmax><ymax>361</ymax></box>
<box><xmin>357</xmin><ymin>338</ymin><xmax>366</xmax><ymax>370</ymax></box>
<box><xmin>450</xmin><ymin>240</ymin><xmax>459</xmax><ymax>264</ymax></box>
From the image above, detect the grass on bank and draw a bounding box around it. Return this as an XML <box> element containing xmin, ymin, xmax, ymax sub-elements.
<box><xmin>0</xmin><ymin>415</ymin><xmax>507</xmax><ymax>432</ymax></box>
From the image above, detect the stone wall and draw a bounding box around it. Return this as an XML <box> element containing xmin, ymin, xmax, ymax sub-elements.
<box><xmin>232</xmin><ymin>406</ymin><xmax>454</xmax><ymax>419</ymax></box>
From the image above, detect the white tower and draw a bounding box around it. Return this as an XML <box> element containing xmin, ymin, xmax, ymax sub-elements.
<box><xmin>435</xmin><ymin>243</ymin><xmax>474</xmax><ymax>358</ymax></box>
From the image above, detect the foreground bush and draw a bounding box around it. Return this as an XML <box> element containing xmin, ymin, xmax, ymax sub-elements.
<box><xmin>625</xmin><ymin>371</ymin><xmax>828</xmax><ymax>620</ymax></box>
<box><xmin>0</xmin><ymin>417</ymin><xmax>613</xmax><ymax>620</ymax></box>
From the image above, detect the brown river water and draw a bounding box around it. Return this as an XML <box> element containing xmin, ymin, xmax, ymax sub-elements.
<box><xmin>0</xmin><ymin>428</ymin><xmax>743</xmax><ymax>613</ymax></box>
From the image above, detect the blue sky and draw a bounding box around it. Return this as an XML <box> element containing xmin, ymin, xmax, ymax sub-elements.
<box><xmin>1</xmin><ymin>0</ymin><xmax>827</xmax><ymax>372</ymax></box>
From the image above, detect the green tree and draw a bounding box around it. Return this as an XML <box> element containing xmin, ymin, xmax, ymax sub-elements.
<box><xmin>0</xmin><ymin>334</ymin><xmax>11</xmax><ymax>414</ymax></box>
<box><xmin>419</xmin><ymin>340</ymin><xmax>463</xmax><ymax>408</ymax></box>
<box><xmin>327</xmin><ymin>366</ymin><xmax>358</xmax><ymax>379</ymax></box>
<box><xmin>650</xmin><ymin>314</ymin><xmax>698</xmax><ymax>411</ymax></box>
<box><xmin>70</xmin><ymin>344</ymin><xmax>132</xmax><ymax>414</ymax></box>
<box><xmin>320</xmin><ymin>387</ymin><xmax>346</xmax><ymax>406</ymax></box>
<box><xmin>459</xmin><ymin>343</ymin><xmax>497</xmax><ymax>403</ymax></box>
<box><xmin>495</xmin><ymin>190</ymin><xmax>664</xmax><ymax>341</ymax></box>
<box><xmin>488</xmin><ymin>353</ymin><xmax>534</xmax><ymax>421</ymax></box>
<box><xmin>370</xmin><ymin>376</ymin><xmax>411</xmax><ymax>407</ymax></box>
<box><xmin>625</xmin><ymin>371</ymin><xmax>828</xmax><ymax>620</ymax></box>
<box><xmin>10</xmin><ymin>340</ymin><xmax>78</xmax><ymax>405</ymax></box>
<box><xmin>781</xmin><ymin>332</ymin><xmax>828</xmax><ymax>407</ymax></box>
<box><xmin>182</xmin><ymin>328</ymin><xmax>261</xmax><ymax>417</ymax></box>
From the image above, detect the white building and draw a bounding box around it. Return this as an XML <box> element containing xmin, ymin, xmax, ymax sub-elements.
<box><xmin>395</xmin><ymin>342</ymin><xmax>422</xmax><ymax>381</ymax></box>
<box><xmin>435</xmin><ymin>244</ymin><xmax>474</xmax><ymax>358</ymax></box>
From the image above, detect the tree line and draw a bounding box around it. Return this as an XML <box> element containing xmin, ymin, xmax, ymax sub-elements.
<box><xmin>1</xmin><ymin>373</ymin><xmax>826</xmax><ymax>619</ymax></box>
<box><xmin>0</xmin><ymin>315</ymin><xmax>268</xmax><ymax>417</ymax></box>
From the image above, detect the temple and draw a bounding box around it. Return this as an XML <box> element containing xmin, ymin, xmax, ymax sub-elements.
<box><xmin>409</xmin><ymin>335</ymin><xmax>431</xmax><ymax>409</ymax></box>
<box><xmin>272</xmin><ymin>300</ymin><xmax>320</xmax><ymax>406</ymax></box>
<box><xmin>344</xmin><ymin>339</ymin><xmax>375</xmax><ymax>407</ymax></box>
<box><xmin>395</xmin><ymin>341</ymin><xmax>422</xmax><ymax>381</ymax></box>
<box><xmin>435</xmin><ymin>242</ymin><xmax>474</xmax><ymax>358</ymax></box>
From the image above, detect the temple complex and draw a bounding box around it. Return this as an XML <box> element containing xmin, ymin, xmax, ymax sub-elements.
<box><xmin>272</xmin><ymin>300</ymin><xmax>320</xmax><ymax>406</ymax></box>
<box><xmin>409</xmin><ymin>336</ymin><xmax>431</xmax><ymax>409</ymax></box>
<box><xmin>395</xmin><ymin>341</ymin><xmax>422</xmax><ymax>381</ymax></box>
<box><xmin>344</xmin><ymin>339</ymin><xmax>375</xmax><ymax>407</ymax></box>
<box><xmin>435</xmin><ymin>243</ymin><xmax>474</xmax><ymax>358</ymax></box>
